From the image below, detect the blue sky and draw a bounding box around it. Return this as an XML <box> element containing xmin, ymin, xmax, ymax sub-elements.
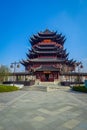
<box><xmin>0</xmin><ymin>0</ymin><xmax>87</xmax><ymax>71</ymax></box>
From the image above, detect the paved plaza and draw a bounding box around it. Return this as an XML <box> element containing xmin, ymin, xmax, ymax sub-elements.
<box><xmin>0</xmin><ymin>87</ymin><xmax>87</xmax><ymax>130</ymax></box>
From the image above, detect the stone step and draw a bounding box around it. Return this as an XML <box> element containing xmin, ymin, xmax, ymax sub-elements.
<box><xmin>29</xmin><ymin>85</ymin><xmax>47</xmax><ymax>91</ymax></box>
<box><xmin>22</xmin><ymin>85</ymin><xmax>70</xmax><ymax>92</ymax></box>
<box><xmin>24</xmin><ymin>85</ymin><xmax>68</xmax><ymax>92</ymax></box>
<box><xmin>39</xmin><ymin>82</ymin><xmax>55</xmax><ymax>86</ymax></box>
<box><xmin>22</xmin><ymin>85</ymin><xmax>46</xmax><ymax>91</ymax></box>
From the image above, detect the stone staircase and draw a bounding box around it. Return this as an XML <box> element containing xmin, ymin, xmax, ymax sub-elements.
<box><xmin>23</xmin><ymin>85</ymin><xmax>47</xmax><ymax>91</ymax></box>
<box><xmin>35</xmin><ymin>80</ymin><xmax>60</xmax><ymax>85</ymax></box>
<box><xmin>22</xmin><ymin>84</ymin><xmax>69</xmax><ymax>92</ymax></box>
<box><xmin>39</xmin><ymin>82</ymin><xmax>55</xmax><ymax>86</ymax></box>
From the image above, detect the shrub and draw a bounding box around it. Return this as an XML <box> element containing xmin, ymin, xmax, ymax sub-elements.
<box><xmin>73</xmin><ymin>86</ymin><xmax>87</xmax><ymax>93</ymax></box>
<box><xmin>0</xmin><ymin>85</ymin><xmax>19</xmax><ymax>92</ymax></box>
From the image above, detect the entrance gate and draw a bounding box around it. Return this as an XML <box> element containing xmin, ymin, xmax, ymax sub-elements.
<box><xmin>45</xmin><ymin>73</ymin><xmax>49</xmax><ymax>81</ymax></box>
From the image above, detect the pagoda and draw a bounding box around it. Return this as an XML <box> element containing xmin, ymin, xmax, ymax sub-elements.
<box><xmin>21</xmin><ymin>29</ymin><xmax>76</xmax><ymax>82</ymax></box>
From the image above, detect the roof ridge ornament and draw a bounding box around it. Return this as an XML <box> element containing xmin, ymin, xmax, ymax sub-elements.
<box><xmin>43</xmin><ymin>29</ymin><xmax>52</xmax><ymax>34</ymax></box>
<box><xmin>38</xmin><ymin>29</ymin><xmax>57</xmax><ymax>36</ymax></box>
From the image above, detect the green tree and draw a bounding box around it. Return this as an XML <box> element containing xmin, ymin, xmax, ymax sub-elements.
<box><xmin>0</xmin><ymin>65</ymin><xmax>10</xmax><ymax>83</ymax></box>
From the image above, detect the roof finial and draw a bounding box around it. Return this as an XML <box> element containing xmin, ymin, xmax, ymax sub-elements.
<box><xmin>44</xmin><ymin>29</ymin><xmax>52</xmax><ymax>34</ymax></box>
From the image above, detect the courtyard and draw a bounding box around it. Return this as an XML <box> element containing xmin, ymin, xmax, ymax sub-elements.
<box><xmin>0</xmin><ymin>87</ymin><xmax>87</xmax><ymax>130</ymax></box>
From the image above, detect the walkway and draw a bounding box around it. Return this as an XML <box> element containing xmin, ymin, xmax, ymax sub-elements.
<box><xmin>0</xmin><ymin>87</ymin><xmax>87</xmax><ymax>130</ymax></box>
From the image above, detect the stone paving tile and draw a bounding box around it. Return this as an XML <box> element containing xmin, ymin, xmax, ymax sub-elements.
<box><xmin>45</xmin><ymin>119</ymin><xmax>65</xmax><ymax>129</ymax></box>
<box><xmin>79</xmin><ymin>111</ymin><xmax>87</xmax><ymax>120</ymax></box>
<box><xmin>0</xmin><ymin>126</ymin><xmax>4</xmax><ymax>130</ymax></box>
<box><xmin>38</xmin><ymin>108</ymin><xmax>52</xmax><ymax>115</ymax></box>
<box><xmin>63</xmin><ymin>119</ymin><xmax>80</xmax><ymax>129</ymax></box>
<box><xmin>0</xmin><ymin>91</ymin><xmax>27</xmax><ymax>104</ymax></box>
<box><xmin>44</xmin><ymin>103</ymin><xmax>65</xmax><ymax>111</ymax></box>
<box><xmin>38</xmin><ymin>106</ymin><xmax>73</xmax><ymax>116</ymax></box>
<box><xmin>56</xmin><ymin>126</ymin><xmax>70</xmax><ymax>130</ymax></box>
<box><xmin>77</xmin><ymin>121</ymin><xmax>87</xmax><ymax>129</ymax></box>
<box><xmin>33</xmin><ymin>116</ymin><xmax>45</xmax><ymax>121</ymax></box>
<box><xmin>60</xmin><ymin>110</ymin><xmax>83</xmax><ymax>121</ymax></box>
<box><xmin>73</xmin><ymin>127</ymin><xmax>87</xmax><ymax>130</ymax></box>
<box><xmin>73</xmin><ymin>121</ymin><xmax>87</xmax><ymax>130</ymax></box>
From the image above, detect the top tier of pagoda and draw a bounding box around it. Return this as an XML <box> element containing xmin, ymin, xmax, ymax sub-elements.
<box><xmin>30</xmin><ymin>29</ymin><xmax>66</xmax><ymax>46</ymax></box>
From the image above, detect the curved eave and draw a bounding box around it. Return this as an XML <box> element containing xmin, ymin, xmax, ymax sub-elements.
<box><xmin>29</xmin><ymin>58</ymin><xmax>66</xmax><ymax>63</ymax></box>
<box><xmin>66</xmin><ymin>53</ymin><xmax>69</xmax><ymax>57</ymax></box>
<box><xmin>66</xmin><ymin>59</ymin><xmax>76</xmax><ymax>66</ymax></box>
<box><xmin>26</xmin><ymin>53</ymin><xmax>35</xmax><ymax>59</ymax></box>
<box><xmin>30</xmin><ymin>37</ymin><xmax>41</xmax><ymax>45</ymax></box>
<box><xmin>56</xmin><ymin>34</ymin><xmax>62</xmax><ymax>38</ymax></box>
<box><xmin>56</xmin><ymin>38</ymin><xmax>66</xmax><ymax>44</ymax></box>
<box><xmin>61</xmin><ymin>55</ymin><xmax>68</xmax><ymax>58</ymax></box>
<box><xmin>31</xmin><ymin>35</ymin><xmax>59</xmax><ymax>40</ymax></box>
<box><xmin>33</xmin><ymin>50</ymin><xmax>60</xmax><ymax>54</ymax></box>
<box><xmin>20</xmin><ymin>59</ymin><xmax>29</xmax><ymax>66</ymax></box>
<box><xmin>30</xmin><ymin>36</ymin><xmax>37</xmax><ymax>41</ymax></box>
<box><xmin>29</xmin><ymin>48</ymin><xmax>37</xmax><ymax>54</ymax></box>
<box><xmin>60</xmin><ymin>39</ymin><xmax>66</xmax><ymax>45</ymax></box>
<box><xmin>33</xmin><ymin>34</ymin><xmax>39</xmax><ymax>39</ymax></box>
<box><xmin>26</xmin><ymin>53</ymin><xmax>30</xmax><ymax>58</ymax></box>
<box><xmin>34</xmin><ymin>45</ymin><xmax>57</xmax><ymax>50</ymax></box>
<box><xmin>28</xmin><ymin>49</ymin><xmax>34</xmax><ymax>54</ymax></box>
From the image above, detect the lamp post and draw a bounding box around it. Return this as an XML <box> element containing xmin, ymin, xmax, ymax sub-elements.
<box><xmin>10</xmin><ymin>62</ymin><xmax>20</xmax><ymax>86</ymax></box>
<box><xmin>77</xmin><ymin>62</ymin><xmax>83</xmax><ymax>86</ymax></box>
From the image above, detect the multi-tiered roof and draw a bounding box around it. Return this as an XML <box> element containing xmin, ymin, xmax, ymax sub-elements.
<box><xmin>21</xmin><ymin>29</ymin><xmax>76</xmax><ymax>72</ymax></box>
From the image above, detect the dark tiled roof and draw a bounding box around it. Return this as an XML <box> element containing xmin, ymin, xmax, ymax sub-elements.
<box><xmin>29</xmin><ymin>58</ymin><xmax>66</xmax><ymax>62</ymax></box>
<box><xmin>35</xmin><ymin>45</ymin><xmax>56</xmax><ymax>49</ymax></box>
<box><xmin>38</xmin><ymin>29</ymin><xmax>56</xmax><ymax>36</ymax></box>
<box><xmin>35</xmin><ymin>65</ymin><xmax>59</xmax><ymax>71</ymax></box>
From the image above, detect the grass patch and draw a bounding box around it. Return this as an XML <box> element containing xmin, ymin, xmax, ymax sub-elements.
<box><xmin>0</xmin><ymin>85</ymin><xmax>19</xmax><ymax>92</ymax></box>
<box><xmin>73</xmin><ymin>85</ymin><xmax>87</xmax><ymax>93</ymax></box>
